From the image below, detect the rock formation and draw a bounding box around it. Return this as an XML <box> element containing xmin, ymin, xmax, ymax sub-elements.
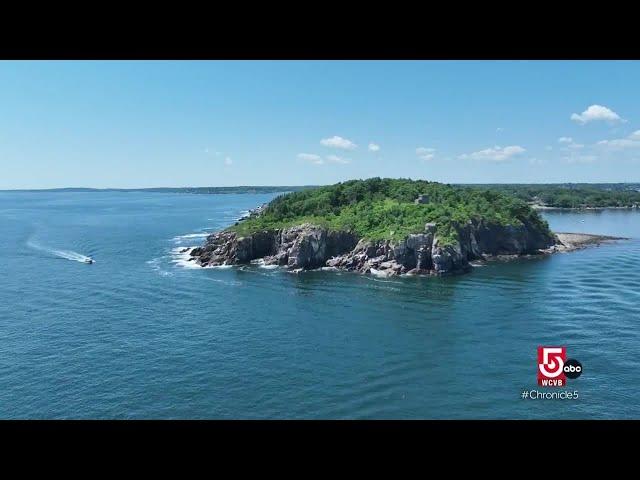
<box><xmin>189</xmin><ymin>218</ymin><xmax>557</xmax><ymax>276</ymax></box>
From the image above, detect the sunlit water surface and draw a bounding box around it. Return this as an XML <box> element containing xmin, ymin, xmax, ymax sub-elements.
<box><xmin>1</xmin><ymin>192</ymin><xmax>639</xmax><ymax>419</ymax></box>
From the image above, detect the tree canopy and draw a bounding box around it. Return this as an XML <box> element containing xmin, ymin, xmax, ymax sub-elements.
<box><xmin>229</xmin><ymin>178</ymin><xmax>551</xmax><ymax>245</ymax></box>
<box><xmin>465</xmin><ymin>183</ymin><xmax>640</xmax><ymax>208</ymax></box>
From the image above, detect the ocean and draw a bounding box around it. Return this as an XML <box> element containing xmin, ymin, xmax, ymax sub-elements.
<box><xmin>1</xmin><ymin>191</ymin><xmax>639</xmax><ymax>419</ymax></box>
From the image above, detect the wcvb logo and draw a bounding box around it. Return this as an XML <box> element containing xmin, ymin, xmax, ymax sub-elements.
<box><xmin>537</xmin><ymin>346</ymin><xmax>582</xmax><ymax>387</ymax></box>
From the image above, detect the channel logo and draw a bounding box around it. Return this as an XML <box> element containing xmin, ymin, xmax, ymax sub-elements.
<box><xmin>537</xmin><ymin>346</ymin><xmax>582</xmax><ymax>387</ymax></box>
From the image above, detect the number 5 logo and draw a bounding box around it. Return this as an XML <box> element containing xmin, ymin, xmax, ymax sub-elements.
<box><xmin>539</xmin><ymin>347</ymin><xmax>565</xmax><ymax>378</ymax></box>
<box><xmin>538</xmin><ymin>346</ymin><xmax>566</xmax><ymax>386</ymax></box>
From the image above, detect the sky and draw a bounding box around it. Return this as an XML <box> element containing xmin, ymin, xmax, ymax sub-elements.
<box><xmin>1</xmin><ymin>60</ymin><xmax>639</xmax><ymax>189</ymax></box>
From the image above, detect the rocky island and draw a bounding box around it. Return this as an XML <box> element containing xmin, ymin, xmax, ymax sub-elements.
<box><xmin>188</xmin><ymin>178</ymin><xmax>619</xmax><ymax>276</ymax></box>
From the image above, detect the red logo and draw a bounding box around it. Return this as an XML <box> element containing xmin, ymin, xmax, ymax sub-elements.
<box><xmin>537</xmin><ymin>346</ymin><xmax>566</xmax><ymax>387</ymax></box>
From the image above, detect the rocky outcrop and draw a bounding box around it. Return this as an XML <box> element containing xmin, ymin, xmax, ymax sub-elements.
<box><xmin>325</xmin><ymin>229</ymin><xmax>437</xmax><ymax>275</ymax></box>
<box><xmin>190</xmin><ymin>219</ymin><xmax>556</xmax><ymax>276</ymax></box>
<box><xmin>545</xmin><ymin>232</ymin><xmax>625</xmax><ymax>253</ymax></box>
<box><xmin>190</xmin><ymin>224</ymin><xmax>359</xmax><ymax>270</ymax></box>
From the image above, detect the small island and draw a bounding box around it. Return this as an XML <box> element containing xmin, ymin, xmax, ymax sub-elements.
<box><xmin>188</xmin><ymin>178</ymin><xmax>621</xmax><ymax>276</ymax></box>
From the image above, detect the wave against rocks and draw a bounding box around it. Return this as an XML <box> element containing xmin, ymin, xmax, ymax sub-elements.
<box><xmin>189</xmin><ymin>218</ymin><xmax>561</xmax><ymax>276</ymax></box>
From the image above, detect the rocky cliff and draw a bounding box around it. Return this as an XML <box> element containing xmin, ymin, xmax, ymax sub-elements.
<box><xmin>189</xmin><ymin>218</ymin><xmax>557</xmax><ymax>276</ymax></box>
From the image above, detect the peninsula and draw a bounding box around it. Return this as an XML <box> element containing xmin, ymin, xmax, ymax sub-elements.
<box><xmin>188</xmin><ymin>178</ymin><xmax>619</xmax><ymax>276</ymax></box>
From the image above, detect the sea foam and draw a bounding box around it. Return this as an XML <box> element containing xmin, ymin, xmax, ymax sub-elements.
<box><xmin>172</xmin><ymin>232</ymin><xmax>211</xmax><ymax>243</ymax></box>
<box><xmin>27</xmin><ymin>238</ymin><xmax>93</xmax><ymax>264</ymax></box>
<box><xmin>170</xmin><ymin>247</ymin><xmax>201</xmax><ymax>269</ymax></box>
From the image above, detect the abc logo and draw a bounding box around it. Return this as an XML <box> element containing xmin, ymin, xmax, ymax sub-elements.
<box><xmin>563</xmin><ymin>358</ymin><xmax>582</xmax><ymax>379</ymax></box>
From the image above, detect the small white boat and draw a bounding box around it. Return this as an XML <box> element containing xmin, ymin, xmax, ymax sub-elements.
<box><xmin>84</xmin><ymin>258</ymin><xmax>94</xmax><ymax>264</ymax></box>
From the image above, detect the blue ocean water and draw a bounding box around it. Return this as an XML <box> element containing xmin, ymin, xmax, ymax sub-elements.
<box><xmin>1</xmin><ymin>191</ymin><xmax>639</xmax><ymax>419</ymax></box>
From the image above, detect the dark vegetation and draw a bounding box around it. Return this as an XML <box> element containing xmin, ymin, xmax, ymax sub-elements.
<box><xmin>465</xmin><ymin>183</ymin><xmax>640</xmax><ymax>208</ymax></box>
<box><xmin>229</xmin><ymin>178</ymin><xmax>551</xmax><ymax>244</ymax></box>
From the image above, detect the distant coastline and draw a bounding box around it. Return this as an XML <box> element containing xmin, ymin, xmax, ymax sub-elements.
<box><xmin>531</xmin><ymin>204</ymin><xmax>640</xmax><ymax>211</ymax></box>
<box><xmin>4</xmin><ymin>183</ymin><xmax>640</xmax><ymax>207</ymax></box>
<box><xmin>4</xmin><ymin>183</ymin><xmax>640</xmax><ymax>211</ymax></box>
<box><xmin>0</xmin><ymin>186</ymin><xmax>317</xmax><ymax>194</ymax></box>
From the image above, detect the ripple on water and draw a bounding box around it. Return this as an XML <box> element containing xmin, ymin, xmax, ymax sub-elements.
<box><xmin>3</xmin><ymin>198</ymin><xmax>640</xmax><ymax>419</ymax></box>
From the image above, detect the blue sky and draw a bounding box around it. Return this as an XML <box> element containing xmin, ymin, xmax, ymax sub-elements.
<box><xmin>1</xmin><ymin>60</ymin><xmax>639</xmax><ymax>189</ymax></box>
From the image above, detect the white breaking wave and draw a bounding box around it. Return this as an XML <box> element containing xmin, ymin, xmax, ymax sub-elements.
<box><xmin>170</xmin><ymin>247</ymin><xmax>201</xmax><ymax>269</ymax></box>
<box><xmin>203</xmin><ymin>277</ymin><xmax>243</xmax><ymax>286</ymax></box>
<box><xmin>250</xmin><ymin>258</ymin><xmax>279</xmax><ymax>269</ymax></box>
<box><xmin>260</xmin><ymin>264</ymin><xmax>279</xmax><ymax>269</ymax></box>
<box><xmin>172</xmin><ymin>232</ymin><xmax>210</xmax><ymax>243</ymax></box>
<box><xmin>27</xmin><ymin>239</ymin><xmax>94</xmax><ymax>264</ymax></box>
<box><xmin>369</xmin><ymin>268</ymin><xmax>391</xmax><ymax>278</ymax></box>
<box><xmin>146</xmin><ymin>257</ymin><xmax>173</xmax><ymax>276</ymax></box>
<box><xmin>169</xmin><ymin>246</ymin><xmax>234</xmax><ymax>270</ymax></box>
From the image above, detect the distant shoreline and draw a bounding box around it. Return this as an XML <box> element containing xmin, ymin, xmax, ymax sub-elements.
<box><xmin>532</xmin><ymin>204</ymin><xmax>639</xmax><ymax>211</ymax></box>
<box><xmin>3</xmin><ymin>186</ymin><xmax>640</xmax><ymax>212</ymax></box>
<box><xmin>0</xmin><ymin>186</ymin><xmax>315</xmax><ymax>195</ymax></box>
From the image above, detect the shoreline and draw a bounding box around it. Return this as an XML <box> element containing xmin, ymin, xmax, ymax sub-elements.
<box><xmin>532</xmin><ymin>204</ymin><xmax>639</xmax><ymax>211</ymax></box>
<box><xmin>454</xmin><ymin>232</ymin><xmax>627</xmax><ymax>267</ymax></box>
<box><xmin>183</xmin><ymin>228</ymin><xmax>628</xmax><ymax>277</ymax></box>
<box><xmin>187</xmin><ymin>193</ymin><xmax>630</xmax><ymax>276</ymax></box>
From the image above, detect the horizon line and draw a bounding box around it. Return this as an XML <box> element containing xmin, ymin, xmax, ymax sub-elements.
<box><xmin>2</xmin><ymin>181</ymin><xmax>640</xmax><ymax>192</ymax></box>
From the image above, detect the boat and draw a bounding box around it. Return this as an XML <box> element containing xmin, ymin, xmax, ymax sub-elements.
<box><xmin>84</xmin><ymin>258</ymin><xmax>94</xmax><ymax>264</ymax></box>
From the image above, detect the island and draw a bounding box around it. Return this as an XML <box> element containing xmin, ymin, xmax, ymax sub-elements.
<box><xmin>188</xmin><ymin>178</ymin><xmax>622</xmax><ymax>276</ymax></box>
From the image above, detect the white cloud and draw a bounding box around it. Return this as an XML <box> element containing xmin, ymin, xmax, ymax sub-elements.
<box><xmin>459</xmin><ymin>145</ymin><xmax>525</xmax><ymax>162</ymax></box>
<box><xmin>320</xmin><ymin>135</ymin><xmax>357</xmax><ymax>150</ymax></box>
<box><xmin>570</xmin><ymin>104</ymin><xmax>625</xmax><ymax>124</ymax></box>
<box><xmin>297</xmin><ymin>153</ymin><xmax>351</xmax><ymax>165</ymax></box>
<box><xmin>629</xmin><ymin>130</ymin><xmax>640</xmax><ymax>140</ymax></box>
<box><xmin>326</xmin><ymin>154</ymin><xmax>350</xmax><ymax>164</ymax></box>
<box><xmin>298</xmin><ymin>153</ymin><xmax>324</xmax><ymax>165</ymax></box>
<box><xmin>368</xmin><ymin>143</ymin><xmax>380</xmax><ymax>152</ymax></box>
<box><xmin>224</xmin><ymin>157</ymin><xmax>233</xmax><ymax>166</ymax></box>
<box><xmin>565</xmin><ymin>154</ymin><xmax>597</xmax><ymax>164</ymax></box>
<box><xmin>416</xmin><ymin>147</ymin><xmax>436</xmax><ymax>161</ymax></box>
<box><xmin>597</xmin><ymin>130</ymin><xmax>640</xmax><ymax>150</ymax></box>
<box><xmin>416</xmin><ymin>147</ymin><xmax>435</xmax><ymax>155</ymax></box>
<box><xmin>557</xmin><ymin>137</ymin><xmax>584</xmax><ymax>150</ymax></box>
<box><xmin>597</xmin><ymin>138</ymin><xmax>640</xmax><ymax>149</ymax></box>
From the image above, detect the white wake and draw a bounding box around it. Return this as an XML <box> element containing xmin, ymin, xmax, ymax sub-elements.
<box><xmin>27</xmin><ymin>239</ymin><xmax>94</xmax><ymax>263</ymax></box>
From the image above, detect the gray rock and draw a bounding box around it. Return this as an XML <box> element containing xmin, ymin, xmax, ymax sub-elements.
<box><xmin>189</xmin><ymin>213</ymin><xmax>556</xmax><ymax>276</ymax></box>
